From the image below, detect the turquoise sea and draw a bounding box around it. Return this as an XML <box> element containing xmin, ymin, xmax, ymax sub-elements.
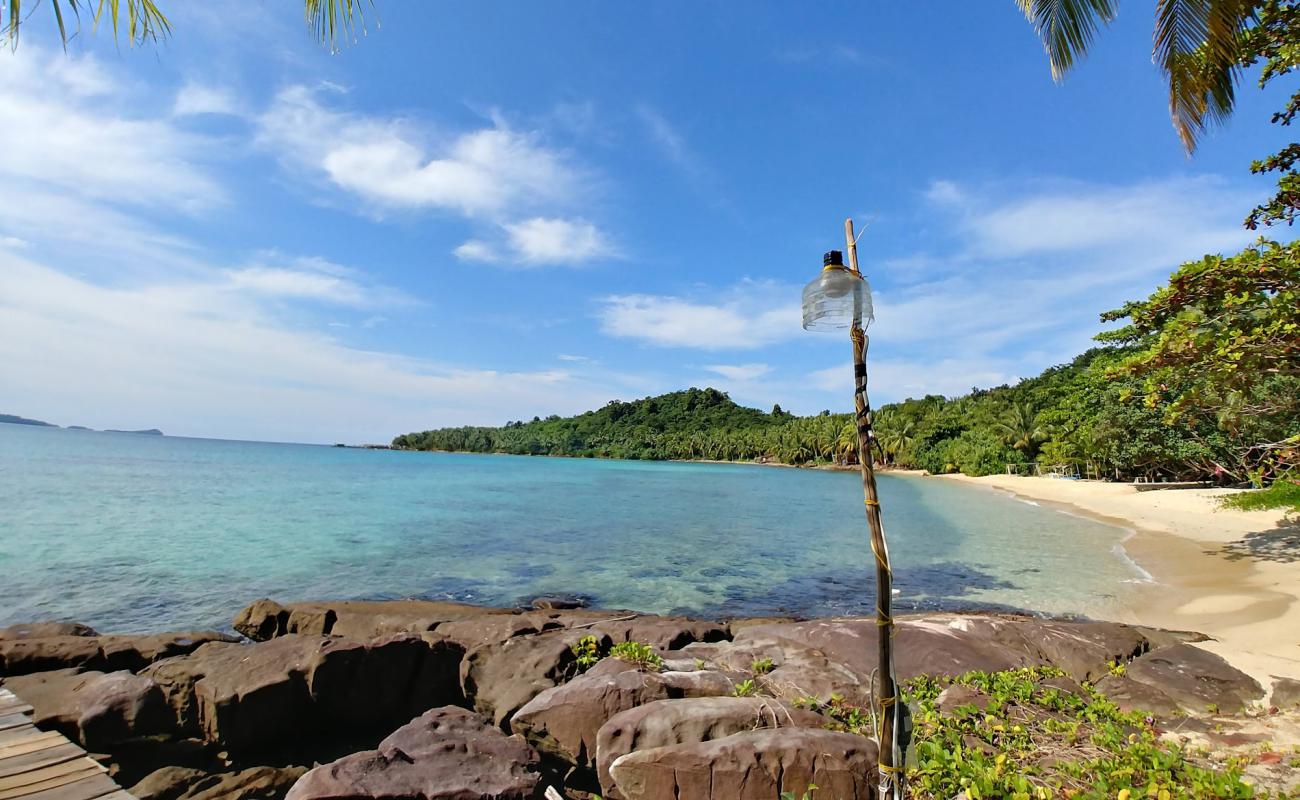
<box><xmin>0</xmin><ymin>423</ymin><xmax>1145</xmax><ymax>633</ymax></box>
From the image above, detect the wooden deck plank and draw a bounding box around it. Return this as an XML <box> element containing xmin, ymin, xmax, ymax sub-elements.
<box><xmin>0</xmin><ymin>690</ymin><xmax>131</xmax><ymax>800</ymax></box>
<box><xmin>0</xmin><ymin>735</ymin><xmax>71</xmax><ymax>759</ymax></box>
<box><xmin>0</xmin><ymin>745</ymin><xmax>85</xmax><ymax>779</ymax></box>
<box><xmin>0</xmin><ymin>762</ymin><xmax>103</xmax><ymax>794</ymax></box>
<box><xmin>2</xmin><ymin>773</ymin><xmax>121</xmax><ymax>800</ymax></box>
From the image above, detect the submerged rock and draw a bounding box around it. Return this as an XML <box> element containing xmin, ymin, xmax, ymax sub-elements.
<box><xmin>286</xmin><ymin>707</ymin><xmax>540</xmax><ymax>800</ymax></box>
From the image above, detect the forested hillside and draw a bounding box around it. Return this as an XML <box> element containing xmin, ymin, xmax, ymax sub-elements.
<box><xmin>396</xmin><ymin>241</ymin><xmax>1298</xmax><ymax>484</ymax></box>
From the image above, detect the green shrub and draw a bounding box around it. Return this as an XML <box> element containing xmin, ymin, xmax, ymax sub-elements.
<box><xmin>608</xmin><ymin>640</ymin><xmax>663</xmax><ymax>671</ymax></box>
<box><xmin>570</xmin><ymin>635</ymin><xmax>601</xmax><ymax>672</ymax></box>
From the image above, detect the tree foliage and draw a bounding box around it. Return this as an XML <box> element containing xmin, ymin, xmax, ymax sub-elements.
<box><xmin>1241</xmin><ymin>0</ymin><xmax>1300</xmax><ymax>228</ymax></box>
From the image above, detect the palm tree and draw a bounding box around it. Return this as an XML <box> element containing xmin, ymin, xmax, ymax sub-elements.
<box><xmin>3</xmin><ymin>0</ymin><xmax>369</xmax><ymax>51</ymax></box>
<box><xmin>996</xmin><ymin>401</ymin><xmax>1049</xmax><ymax>459</ymax></box>
<box><xmin>1016</xmin><ymin>0</ymin><xmax>1256</xmax><ymax>151</ymax></box>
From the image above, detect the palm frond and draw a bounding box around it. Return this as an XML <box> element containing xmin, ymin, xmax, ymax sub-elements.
<box><xmin>305</xmin><ymin>0</ymin><xmax>375</xmax><ymax>53</ymax></box>
<box><xmin>1015</xmin><ymin>0</ymin><xmax>1120</xmax><ymax>79</ymax></box>
<box><xmin>4</xmin><ymin>0</ymin><xmax>168</xmax><ymax>49</ymax></box>
<box><xmin>1154</xmin><ymin>0</ymin><xmax>1254</xmax><ymax>151</ymax></box>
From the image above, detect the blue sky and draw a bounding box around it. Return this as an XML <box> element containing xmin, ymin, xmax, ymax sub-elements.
<box><xmin>0</xmin><ymin>2</ymin><xmax>1288</xmax><ymax>443</ymax></box>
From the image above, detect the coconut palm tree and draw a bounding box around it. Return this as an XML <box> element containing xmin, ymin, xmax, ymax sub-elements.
<box><xmin>996</xmin><ymin>401</ymin><xmax>1049</xmax><ymax>459</ymax></box>
<box><xmin>1017</xmin><ymin>0</ymin><xmax>1257</xmax><ymax>151</ymax></box>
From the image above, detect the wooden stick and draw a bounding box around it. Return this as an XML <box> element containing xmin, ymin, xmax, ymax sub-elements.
<box><xmin>845</xmin><ymin>218</ymin><xmax>902</xmax><ymax>800</ymax></box>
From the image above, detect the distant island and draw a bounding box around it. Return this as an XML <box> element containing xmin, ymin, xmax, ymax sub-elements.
<box><xmin>0</xmin><ymin>413</ymin><xmax>55</xmax><ymax>427</ymax></box>
<box><xmin>0</xmin><ymin>414</ymin><xmax>163</xmax><ymax>436</ymax></box>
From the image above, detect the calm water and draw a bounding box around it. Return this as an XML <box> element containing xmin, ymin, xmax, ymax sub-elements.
<box><xmin>0</xmin><ymin>423</ymin><xmax>1143</xmax><ymax>633</ymax></box>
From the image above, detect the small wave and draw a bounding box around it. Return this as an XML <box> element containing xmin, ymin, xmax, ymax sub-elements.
<box><xmin>1111</xmin><ymin>540</ymin><xmax>1155</xmax><ymax>583</ymax></box>
<box><xmin>1016</xmin><ymin>498</ymin><xmax>1040</xmax><ymax>507</ymax></box>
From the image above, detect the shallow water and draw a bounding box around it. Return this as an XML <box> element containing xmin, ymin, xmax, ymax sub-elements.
<box><xmin>0</xmin><ymin>423</ymin><xmax>1142</xmax><ymax>633</ymax></box>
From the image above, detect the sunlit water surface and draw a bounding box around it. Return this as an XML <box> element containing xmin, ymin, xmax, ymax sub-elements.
<box><xmin>0</xmin><ymin>424</ymin><xmax>1143</xmax><ymax>633</ymax></box>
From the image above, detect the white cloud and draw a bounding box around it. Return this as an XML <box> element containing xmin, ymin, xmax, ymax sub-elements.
<box><xmin>456</xmin><ymin>217</ymin><xmax>613</xmax><ymax>267</ymax></box>
<box><xmin>259</xmin><ymin>86</ymin><xmax>583</xmax><ymax>217</ymax></box>
<box><xmin>598</xmin><ymin>281</ymin><xmax>801</xmax><ymax>350</ymax></box>
<box><xmin>0</xmin><ymin>47</ymin><xmax>222</xmax><ymax>213</ymax></box>
<box><xmin>173</xmin><ymin>83</ymin><xmax>241</xmax><ymax>117</ymax></box>
<box><xmin>0</xmin><ymin>236</ymin><xmax>29</xmax><ymax>249</ymax></box>
<box><xmin>0</xmin><ymin>255</ymin><xmax>636</xmax><ymax>444</ymax></box>
<box><xmin>557</xmin><ymin>354</ymin><xmax>593</xmax><ymax>363</ymax></box>
<box><xmin>705</xmin><ymin>363</ymin><xmax>772</xmax><ymax>381</ymax></box>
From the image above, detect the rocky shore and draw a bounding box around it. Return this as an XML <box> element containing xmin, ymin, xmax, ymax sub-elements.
<box><xmin>2</xmin><ymin>599</ymin><xmax>1298</xmax><ymax>799</ymax></box>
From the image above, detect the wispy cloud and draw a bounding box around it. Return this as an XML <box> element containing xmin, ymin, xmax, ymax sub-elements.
<box><xmin>598</xmin><ymin>280</ymin><xmax>800</xmax><ymax>350</ymax></box>
<box><xmin>705</xmin><ymin>363</ymin><xmax>772</xmax><ymax>381</ymax></box>
<box><xmin>173</xmin><ymin>82</ymin><xmax>242</xmax><ymax>117</ymax></box>
<box><xmin>0</xmin><ymin>47</ymin><xmax>223</xmax><ymax>214</ymax></box>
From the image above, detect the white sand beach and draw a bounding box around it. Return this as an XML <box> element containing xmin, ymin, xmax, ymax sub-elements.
<box><xmin>939</xmin><ymin>474</ymin><xmax>1300</xmax><ymax>690</ymax></box>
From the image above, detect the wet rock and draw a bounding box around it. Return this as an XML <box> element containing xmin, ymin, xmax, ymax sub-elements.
<box><xmin>0</xmin><ymin>621</ymin><xmax>98</xmax><ymax>639</ymax></box>
<box><xmin>531</xmin><ymin>596</ymin><xmax>588</xmax><ymax>610</ymax></box>
<box><xmin>608</xmin><ymin>728</ymin><xmax>877</xmax><ymax>800</ymax></box>
<box><xmin>286</xmin><ymin>707</ymin><xmax>540</xmax><ymax>800</ymax></box>
<box><xmin>595</xmin><ymin>696</ymin><xmax>827</xmax><ymax>799</ymax></box>
<box><xmin>1124</xmin><ymin>643</ymin><xmax>1264</xmax><ymax>714</ymax></box>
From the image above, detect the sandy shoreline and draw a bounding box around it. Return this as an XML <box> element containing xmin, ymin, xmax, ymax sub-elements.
<box><xmin>935</xmin><ymin>473</ymin><xmax>1300</xmax><ymax>688</ymax></box>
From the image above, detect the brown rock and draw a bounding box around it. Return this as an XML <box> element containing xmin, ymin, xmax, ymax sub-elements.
<box><xmin>233</xmin><ymin>600</ymin><xmax>290</xmax><ymax>641</ymax></box>
<box><xmin>0</xmin><ymin>621</ymin><xmax>98</xmax><ymax>639</ymax></box>
<box><xmin>595</xmin><ymin>696</ymin><xmax>827</xmax><ymax>799</ymax></box>
<box><xmin>1124</xmin><ymin>643</ymin><xmax>1264</xmax><ymax>714</ymax></box>
<box><xmin>132</xmin><ymin>766</ymin><xmax>309</xmax><ymax>800</ymax></box>
<box><xmin>285</xmin><ymin>707</ymin><xmax>540</xmax><ymax>800</ymax></box>
<box><xmin>935</xmin><ymin>684</ymin><xmax>991</xmax><ymax>717</ymax></box>
<box><xmin>231</xmin><ymin>599</ymin><xmax>518</xmax><ymax>642</ymax></box>
<box><xmin>0</xmin><ymin>631</ymin><xmax>237</xmax><ymax>676</ymax></box>
<box><xmin>1271</xmin><ymin>676</ymin><xmax>1300</xmax><ymax>708</ymax></box>
<box><xmin>511</xmin><ymin>659</ymin><xmax>670</xmax><ymax>769</ymax></box>
<box><xmin>461</xmin><ymin>629</ymin><xmax>605</xmax><ymax>728</ymax></box>
<box><xmin>131</xmin><ymin>766</ymin><xmax>212</xmax><ymax>800</ymax></box>
<box><xmin>2</xmin><ymin>668</ymin><xmax>170</xmax><ymax>747</ymax></box>
<box><xmin>608</xmin><ymin>728</ymin><xmax>877</xmax><ymax>800</ymax></box>
<box><xmin>1094</xmin><ymin>675</ymin><xmax>1183</xmax><ymax>716</ymax></box>
<box><xmin>679</xmin><ymin>636</ymin><xmax>873</xmax><ymax>707</ymax></box>
<box><xmin>139</xmin><ymin>634</ymin><xmax>464</xmax><ymax>749</ymax></box>
<box><xmin>185</xmin><ymin>767</ymin><xmax>309</xmax><ymax>800</ymax></box>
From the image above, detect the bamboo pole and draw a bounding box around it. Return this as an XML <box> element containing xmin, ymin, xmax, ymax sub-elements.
<box><xmin>844</xmin><ymin>218</ymin><xmax>903</xmax><ymax>800</ymax></box>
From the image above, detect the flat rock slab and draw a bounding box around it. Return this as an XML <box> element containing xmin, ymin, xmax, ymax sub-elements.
<box><xmin>131</xmin><ymin>765</ymin><xmax>308</xmax><ymax>800</ymax></box>
<box><xmin>286</xmin><ymin>706</ymin><xmax>540</xmax><ymax>800</ymax></box>
<box><xmin>608</xmin><ymin>728</ymin><xmax>877</xmax><ymax>800</ymax></box>
<box><xmin>1123</xmin><ymin>643</ymin><xmax>1264</xmax><ymax>714</ymax></box>
<box><xmin>596</xmin><ymin>696</ymin><xmax>827</xmax><ymax>799</ymax></box>
<box><xmin>0</xmin><ymin>632</ymin><xmax>238</xmax><ymax>677</ymax></box>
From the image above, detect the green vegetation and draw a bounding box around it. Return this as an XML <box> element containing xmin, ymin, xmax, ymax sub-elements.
<box><xmin>396</xmin><ymin>239</ymin><xmax>1299</xmax><ymax>483</ymax></box>
<box><xmin>750</xmin><ymin>657</ymin><xmax>775</xmax><ymax>675</ymax></box>
<box><xmin>1220</xmin><ymin>472</ymin><xmax>1300</xmax><ymax>512</ymax></box>
<box><xmin>607</xmin><ymin>640</ymin><xmax>664</xmax><ymax>672</ymax></box>
<box><xmin>570</xmin><ymin>635</ymin><xmax>602</xmax><ymax>672</ymax></box>
<box><xmin>731</xmin><ymin>678</ymin><xmax>758</xmax><ymax>697</ymax></box>
<box><xmin>796</xmin><ymin>668</ymin><xmax>1276</xmax><ymax>800</ymax></box>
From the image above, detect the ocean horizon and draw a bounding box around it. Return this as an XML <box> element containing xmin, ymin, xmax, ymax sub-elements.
<box><xmin>0</xmin><ymin>422</ymin><xmax>1144</xmax><ymax>633</ymax></box>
